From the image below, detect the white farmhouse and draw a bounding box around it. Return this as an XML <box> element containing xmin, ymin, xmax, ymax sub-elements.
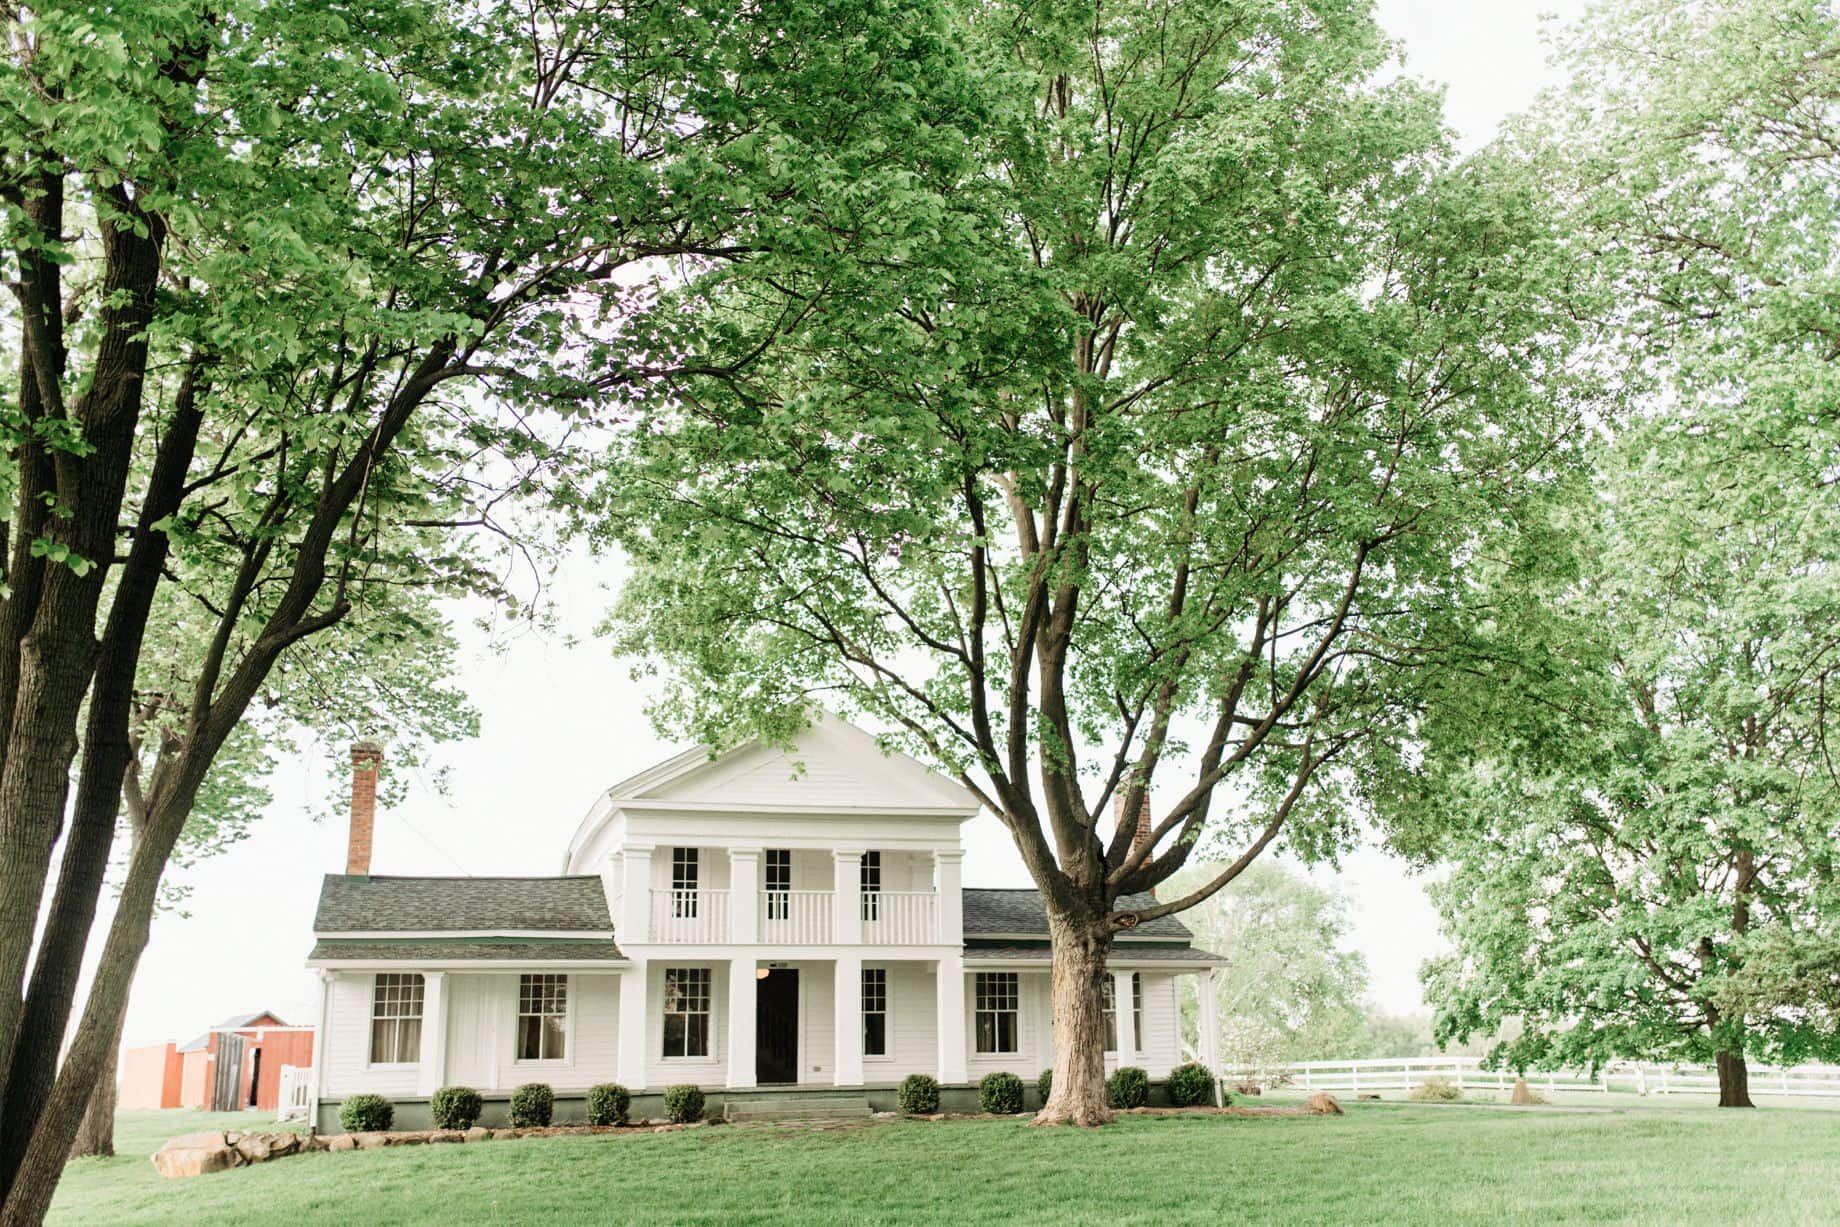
<box><xmin>306</xmin><ymin>713</ymin><xmax>1225</xmax><ymax>1127</ymax></box>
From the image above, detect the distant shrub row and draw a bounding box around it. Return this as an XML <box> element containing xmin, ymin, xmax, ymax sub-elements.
<box><xmin>340</xmin><ymin>1080</ymin><xmax>640</xmax><ymax>1133</ymax></box>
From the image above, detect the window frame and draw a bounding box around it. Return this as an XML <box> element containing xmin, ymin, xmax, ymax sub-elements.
<box><xmin>860</xmin><ymin>850</ymin><xmax>882</xmax><ymax>922</ymax></box>
<box><xmin>862</xmin><ymin>967</ymin><xmax>890</xmax><ymax>1059</ymax></box>
<box><xmin>661</xmin><ymin>966</ymin><xmax>714</xmax><ymax>1060</ymax></box>
<box><xmin>1102</xmin><ymin>974</ymin><xmax>1144</xmax><ymax>1055</ymax></box>
<box><xmin>671</xmin><ymin>847</ymin><xmax>700</xmax><ymax>919</ymax></box>
<box><xmin>515</xmin><ymin>973</ymin><xmax>571</xmax><ymax>1064</ymax></box>
<box><xmin>367</xmin><ymin>972</ymin><xmax>425</xmax><ymax>1067</ymax></box>
<box><xmin>973</xmin><ymin>971</ymin><xmax>1019</xmax><ymax>1055</ymax></box>
<box><xmin>765</xmin><ymin>848</ymin><xmax>792</xmax><ymax>921</ymax></box>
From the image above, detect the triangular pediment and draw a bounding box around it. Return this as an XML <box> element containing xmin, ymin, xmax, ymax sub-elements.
<box><xmin>617</xmin><ymin>712</ymin><xmax>976</xmax><ymax>813</ymax></box>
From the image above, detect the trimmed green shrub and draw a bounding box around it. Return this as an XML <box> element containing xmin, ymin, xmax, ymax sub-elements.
<box><xmin>978</xmin><ymin>1071</ymin><xmax>1025</xmax><ymax>1115</ymax></box>
<box><xmin>663</xmin><ymin>1084</ymin><xmax>705</xmax><ymax>1123</ymax></box>
<box><xmin>1410</xmin><ymin>1075</ymin><xmax>1462</xmax><ymax>1102</ymax></box>
<box><xmin>1036</xmin><ymin>1069</ymin><xmax>1053</xmax><ymax>1103</ymax></box>
<box><xmin>338</xmin><ymin>1094</ymin><xmax>393</xmax><ymax>1133</ymax></box>
<box><xmin>430</xmin><ymin>1085</ymin><xmax>483</xmax><ymax>1130</ymax></box>
<box><xmin>1165</xmin><ymin>1062</ymin><xmax>1215</xmax><ymax>1107</ymax></box>
<box><xmin>586</xmin><ymin>1083</ymin><xmax>632</xmax><ymax>1126</ymax></box>
<box><xmin>1107</xmin><ymin>1065</ymin><xmax>1150</xmax><ymax>1109</ymax></box>
<box><xmin>897</xmin><ymin>1073</ymin><xmax>940</xmax><ymax>1115</ymax></box>
<box><xmin>509</xmin><ymin>1082</ymin><xmax>554</xmax><ymax>1126</ymax></box>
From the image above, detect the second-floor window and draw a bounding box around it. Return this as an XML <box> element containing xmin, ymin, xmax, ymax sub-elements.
<box><xmin>862</xmin><ymin>968</ymin><xmax>888</xmax><ymax>1056</ymax></box>
<box><xmin>860</xmin><ymin>850</ymin><xmax>882</xmax><ymax>922</ymax></box>
<box><xmin>765</xmin><ymin>848</ymin><xmax>791</xmax><ymax>920</ymax></box>
<box><xmin>672</xmin><ymin>846</ymin><xmax>699</xmax><ymax>918</ymax></box>
<box><xmin>517</xmin><ymin>974</ymin><xmax>568</xmax><ymax>1061</ymax></box>
<box><xmin>974</xmin><ymin>972</ymin><xmax>1018</xmax><ymax>1054</ymax></box>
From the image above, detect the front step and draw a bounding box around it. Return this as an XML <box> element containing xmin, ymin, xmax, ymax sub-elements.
<box><xmin>722</xmin><ymin>1096</ymin><xmax>871</xmax><ymax>1123</ymax></box>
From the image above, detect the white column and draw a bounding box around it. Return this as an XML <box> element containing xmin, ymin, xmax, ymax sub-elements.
<box><xmin>936</xmin><ymin>953</ymin><xmax>967</xmax><ymax>1084</ymax></box>
<box><xmin>932</xmin><ymin>849</ymin><xmax>964</xmax><ymax>945</ymax></box>
<box><xmin>310</xmin><ymin>969</ymin><xmax>333</xmax><ymax>1129</ymax></box>
<box><xmin>1113</xmin><ymin>970</ymin><xmax>1137</xmax><ymax>1061</ymax></box>
<box><xmin>729</xmin><ymin>848</ymin><xmax>761</xmax><ymax>945</ymax></box>
<box><xmin>620</xmin><ymin>845</ymin><xmax>655</xmax><ymax>944</ymax></box>
<box><xmin>618</xmin><ymin>962</ymin><xmax>649</xmax><ymax>1090</ymax></box>
<box><xmin>727</xmin><ymin>957</ymin><xmax>758</xmax><ymax>1089</ymax></box>
<box><xmin>834</xmin><ymin>954</ymin><xmax>864</xmax><ymax>1087</ymax></box>
<box><xmin>833</xmin><ymin>850</ymin><xmax>864</xmax><ymax>945</ymax></box>
<box><xmin>1199</xmin><ymin>967</ymin><xmax>1223</xmax><ymax>1107</ymax></box>
<box><xmin>417</xmin><ymin>971</ymin><xmax>448</xmax><ymax>1094</ymax></box>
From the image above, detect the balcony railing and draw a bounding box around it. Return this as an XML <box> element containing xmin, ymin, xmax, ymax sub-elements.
<box><xmin>650</xmin><ymin>889</ymin><xmax>730</xmax><ymax>943</ymax></box>
<box><xmin>759</xmin><ymin>890</ymin><xmax>834</xmax><ymax>944</ymax></box>
<box><xmin>862</xmin><ymin>890</ymin><xmax>939</xmax><ymax>944</ymax></box>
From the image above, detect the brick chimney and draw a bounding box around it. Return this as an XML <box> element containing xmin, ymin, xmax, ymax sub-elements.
<box><xmin>1113</xmin><ymin>789</ymin><xmax>1151</xmax><ymax>853</ymax></box>
<box><xmin>346</xmin><ymin>742</ymin><xmax>383</xmax><ymax>876</ymax></box>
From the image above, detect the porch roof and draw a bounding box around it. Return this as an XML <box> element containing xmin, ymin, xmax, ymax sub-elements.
<box><xmin>960</xmin><ymin>888</ymin><xmax>1195</xmax><ymax>940</ymax></box>
<box><xmin>962</xmin><ymin>942</ymin><xmax>1228</xmax><ymax>966</ymax></box>
<box><xmin>307</xmin><ymin>937</ymin><xmax>625</xmax><ymax>963</ymax></box>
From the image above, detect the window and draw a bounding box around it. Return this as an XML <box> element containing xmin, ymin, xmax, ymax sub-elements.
<box><xmin>862</xmin><ymin>968</ymin><xmax>888</xmax><ymax>1057</ymax></box>
<box><xmin>517</xmin><ymin>974</ymin><xmax>568</xmax><ymax>1061</ymax></box>
<box><xmin>765</xmin><ymin>849</ymin><xmax>791</xmax><ymax>921</ymax></box>
<box><xmin>662</xmin><ymin>967</ymin><xmax>712</xmax><ymax>1058</ymax></box>
<box><xmin>860</xmin><ymin>850</ymin><xmax>882</xmax><ymax>922</ymax></box>
<box><xmin>974</xmin><ymin>972</ymin><xmax>1019</xmax><ymax>1054</ymax></box>
<box><xmin>369</xmin><ymin>973</ymin><xmax>424</xmax><ymax>1064</ymax></box>
<box><xmin>1103</xmin><ymin>975</ymin><xmax>1143</xmax><ymax>1053</ymax></box>
<box><xmin>672</xmin><ymin>847</ymin><xmax>699</xmax><ymax>918</ymax></box>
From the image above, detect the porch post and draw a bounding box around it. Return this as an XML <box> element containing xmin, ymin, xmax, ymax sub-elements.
<box><xmin>936</xmin><ymin>953</ymin><xmax>967</xmax><ymax>1085</ymax></box>
<box><xmin>1199</xmin><ymin>966</ymin><xmax>1223</xmax><ymax>1107</ymax></box>
<box><xmin>729</xmin><ymin>848</ymin><xmax>761</xmax><ymax>945</ymax></box>
<box><xmin>309</xmin><ymin>969</ymin><xmax>333</xmax><ymax>1129</ymax></box>
<box><xmin>620</xmin><ymin>844</ymin><xmax>654</xmax><ymax>944</ymax></box>
<box><xmin>1113</xmin><ymin>970</ymin><xmax>1137</xmax><ymax>1058</ymax></box>
<box><xmin>833</xmin><ymin>850</ymin><xmax>864</xmax><ymax>945</ymax></box>
<box><xmin>727</xmin><ymin>957</ymin><xmax>758</xmax><ymax>1089</ymax></box>
<box><xmin>834</xmin><ymin>954</ymin><xmax>864</xmax><ymax>1087</ymax></box>
<box><xmin>417</xmin><ymin>971</ymin><xmax>448</xmax><ymax>1095</ymax></box>
<box><xmin>932</xmin><ymin>849</ymin><xmax>964</xmax><ymax>944</ymax></box>
<box><xmin>618</xmin><ymin>961</ymin><xmax>648</xmax><ymax>1090</ymax></box>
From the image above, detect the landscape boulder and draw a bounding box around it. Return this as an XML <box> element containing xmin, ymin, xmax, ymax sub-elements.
<box><xmin>1304</xmin><ymin>1092</ymin><xmax>1344</xmax><ymax>1116</ymax></box>
<box><xmin>151</xmin><ymin>1132</ymin><xmax>246</xmax><ymax>1180</ymax></box>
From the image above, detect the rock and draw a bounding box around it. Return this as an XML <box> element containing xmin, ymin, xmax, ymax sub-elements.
<box><xmin>328</xmin><ymin>1134</ymin><xmax>357</xmax><ymax>1152</ymax></box>
<box><xmin>354</xmin><ymin>1131</ymin><xmax>391</xmax><ymax>1150</ymax></box>
<box><xmin>151</xmin><ymin>1136</ymin><xmax>245</xmax><ymax>1179</ymax></box>
<box><xmin>269</xmin><ymin>1133</ymin><xmax>301</xmax><ymax>1156</ymax></box>
<box><xmin>430</xmin><ymin>1130</ymin><xmax>465</xmax><ymax>1144</ymax></box>
<box><xmin>233</xmin><ymin>1135</ymin><xmax>273</xmax><ymax>1163</ymax></box>
<box><xmin>1304</xmin><ymin>1092</ymin><xmax>1344</xmax><ymax>1116</ymax></box>
<box><xmin>463</xmin><ymin>1126</ymin><xmax>492</xmax><ymax>1142</ymax></box>
<box><xmin>388</xmin><ymin>1131</ymin><xmax>426</xmax><ymax>1146</ymax></box>
<box><xmin>163</xmin><ymin>1131</ymin><xmax>229</xmax><ymax>1151</ymax></box>
<box><xmin>1509</xmin><ymin>1078</ymin><xmax>1539</xmax><ymax>1106</ymax></box>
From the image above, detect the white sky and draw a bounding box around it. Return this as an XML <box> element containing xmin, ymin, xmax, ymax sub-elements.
<box><xmin>108</xmin><ymin>0</ymin><xmax>1593</xmax><ymax>1050</ymax></box>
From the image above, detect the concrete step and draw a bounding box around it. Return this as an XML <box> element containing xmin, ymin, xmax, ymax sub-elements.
<box><xmin>722</xmin><ymin>1096</ymin><xmax>871</xmax><ymax>1122</ymax></box>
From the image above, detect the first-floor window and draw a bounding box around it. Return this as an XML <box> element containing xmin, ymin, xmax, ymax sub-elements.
<box><xmin>517</xmin><ymin>974</ymin><xmax>568</xmax><ymax>1061</ymax></box>
<box><xmin>862</xmin><ymin>968</ymin><xmax>888</xmax><ymax>1057</ymax></box>
<box><xmin>1102</xmin><ymin>975</ymin><xmax>1144</xmax><ymax>1053</ymax></box>
<box><xmin>370</xmin><ymin>973</ymin><xmax>424</xmax><ymax>1064</ymax></box>
<box><xmin>1131</xmin><ymin>975</ymin><xmax>1144</xmax><ymax>1052</ymax></box>
<box><xmin>662</xmin><ymin>967</ymin><xmax>712</xmax><ymax>1058</ymax></box>
<box><xmin>974</xmin><ymin>972</ymin><xmax>1019</xmax><ymax>1054</ymax></box>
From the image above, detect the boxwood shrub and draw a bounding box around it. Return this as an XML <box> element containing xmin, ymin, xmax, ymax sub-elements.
<box><xmin>1036</xmin><ymin>1069</ymin><xmax>1053</xmax><ymax>1103</ymax></box>
<box><xmin>1107</xmin><ymin>1065</ymin><xmax>1150</xmax><ymax>1109</ymax></box>
<box><xmin>431</xmin><ymin>1085</ymin><xmax>483</xmax><ymax>1130</ymax></box>
<box><xmin>663</xmin><ymin>1083</ymin><xmax>705</xmax><ymax>1123</ymax></box>
<box><xmin>509</xmin><ymin>1082</ymin><xmax>554</xmax><ymax>1127</ymax></box>
<box><xmin>586</xmin><ymin>1083</ymin><xmax>632</xmax><ymax>1126</ymax></box>
<box><xmin>1165</xmin><ymin>1062</ymin><xmax>1216</xmax><ymax>1107</ymax></box>
<box><xmin>978</xmin><ymin>1071</ymin><xmax>1025</xmax><ymax>1115</ymax></box>
<box><xmin>897</xmin><ymin>1073</ymin><xmax>940</xmax><ymax>1115</ymax></box>
<box><xmin>338</xmin><ymin>1093</ymin><xmax>393</xmax><ymax>1133</ymax></box>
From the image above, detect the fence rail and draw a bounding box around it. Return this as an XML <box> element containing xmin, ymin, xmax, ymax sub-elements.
<box><xmin>1219</xmin><ymin>1055</ymin><xmax>1840</xmax><ymax>1098</ymax></box>
<box><xmin>649</xmin><ymin>889</ymin><xmax>731</xmax><ymax>942</ymax></box>
<box><xmin>276</xmin><ymin>1064</ymin><xmax>310</xmax><ymax>1121</ymax></box>
<box><xmin>759</xmin><ymin>890</ymin><xmax>833</xmax><ymax>944</ymax></box>
<box><xmin>862</xmin><ymin>890</ymin><xmax>939</xmax><ymax>944</ymax></box>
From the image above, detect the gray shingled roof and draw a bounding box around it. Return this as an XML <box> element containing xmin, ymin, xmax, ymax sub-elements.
<box><xmin>961</xmin><ymin>888</ymin><xmax>1194</xmax><ymax>940</ymax></box>
<box><xmin>964</xmin><ymin>943</ymin><xmax>1227</xmax><ymax>965</ymax></box>
<box><xmin>313</xmin><ymin>875</ymin><xmax>612</xmax><ymax>934</ymax></box>
<box><xmin>308</xmin><ymin>938</ymin><xmax>624</xmax><ymax>963</ymax></box>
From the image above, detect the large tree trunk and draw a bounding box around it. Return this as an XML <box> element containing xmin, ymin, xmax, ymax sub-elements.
<box><xmin>1716</xmin><ymin>1049</ymin><xmax>1754</xmax><ymax>1109</ymax></box>
<box><xmin>1033</xmin><ymin>909</ymin><xmax>1113</xmax><ymax>1127</ymax></box>
<box><xmin>67</xmin><ymin>1009</ymin><xmax>124</xmax><ymax>1160</ymax></box>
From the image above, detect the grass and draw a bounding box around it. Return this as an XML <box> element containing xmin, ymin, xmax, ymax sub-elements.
<box><xmin>49</xmin><ymin>1101</ymin><xmax>1840</xmax><ymax>1225</ymax></box>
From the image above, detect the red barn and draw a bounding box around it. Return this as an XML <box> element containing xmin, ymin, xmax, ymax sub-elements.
<box><xmin>121</xmin><ymin>1011</ymin><xmax>314</xmax><ymax>1113</ymax></box>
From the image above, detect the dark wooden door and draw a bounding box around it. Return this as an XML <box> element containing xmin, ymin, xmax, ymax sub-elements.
<box><xmin>210</xmin><ymin>1032</ymin><xmax>245</xmax><ymax>1112</ymax></box>
<box><xmin>756</xmin><ymin>968</ymin><xmax>799</xmax><ymax>1085</ymax></box>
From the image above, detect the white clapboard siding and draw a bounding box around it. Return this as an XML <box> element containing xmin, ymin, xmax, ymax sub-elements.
<box><xmin>965</xmin><ymin>969</ymin><xmax>1051</xmax><ymax>1080</ymax></box>
<box><xmin>871</xmin><ymin>961</ymin><xmax>938</xmax><ymax>1079</ymax></box>
<box><xmin>644</xmin><ymin>961</ymin><xmax>728</xmax><ymax>1089</ymax></box>
<box><xmin>322</xmin><ymin>972</ymin><xmax>420</xmax><ymax>1099</ymax></box>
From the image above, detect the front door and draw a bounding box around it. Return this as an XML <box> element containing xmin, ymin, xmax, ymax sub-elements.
<box><xmin>756</xmin><ymin>967</ymin><xmax>799</xmax><ymax>1085</ymax></box>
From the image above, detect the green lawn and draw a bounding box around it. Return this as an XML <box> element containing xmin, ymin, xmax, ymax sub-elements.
<box><xmin>50</xmin><ymin>1102</ymin><xmax>1840</xmax><ymax>1225</ymax></box>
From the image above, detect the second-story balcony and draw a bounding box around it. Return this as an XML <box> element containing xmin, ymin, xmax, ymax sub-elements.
<box><xmin>646</xmin><ymin>887</ymin><xmax>942</xmax><ymax>944</ymax></box>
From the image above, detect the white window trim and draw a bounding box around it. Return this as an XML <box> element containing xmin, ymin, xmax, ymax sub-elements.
<box><xmin>365</xmin><ymin>972</ymin><xmax>424</xmax><ymax>1069</ymax></box>
<box><xmin>513</xmin><ymin>973</ymin><xmax>575</xmax><ymax>1067</ymax></box>
<box><xmin>659</xmin><ymin>965</ymin><xmax>718</xmax><ymax>1062</ymax></box>
<box><xmin>973</xmin><ymin>971</ymin><xmax>1020</xmax><ymax>1056</ymax></box>
<box><xmin>862</xmin><ymin>966</ymin><xmax>893</xmax><ymax>1062</ymax></box>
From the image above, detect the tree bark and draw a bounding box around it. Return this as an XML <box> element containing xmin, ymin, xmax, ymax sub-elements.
<box><xmin>67</xmin><ymin>1007</ymin><xmax>125</xmax><ymax>1161</ymax></box>
<box><xmin>1033</xmin><ymin>908</ymin><xmax>1113</xmax><ymax>1126</ymax></box>
<box><xmin>1716</xmin><ymin>1049</ymin><xmax>1754</xmax><ymax>1109</ymax></box>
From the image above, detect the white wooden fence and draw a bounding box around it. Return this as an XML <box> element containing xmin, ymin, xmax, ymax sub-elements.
<box><xmin>1224</xmin><ymin>1056</ymin><xmax>1840</xmax><ymax>1098</ymax></box>
<box><xmin>276</xmin><ymin>1064</ymin><xmax>311</xmax><ymax>1121</ymax></box>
